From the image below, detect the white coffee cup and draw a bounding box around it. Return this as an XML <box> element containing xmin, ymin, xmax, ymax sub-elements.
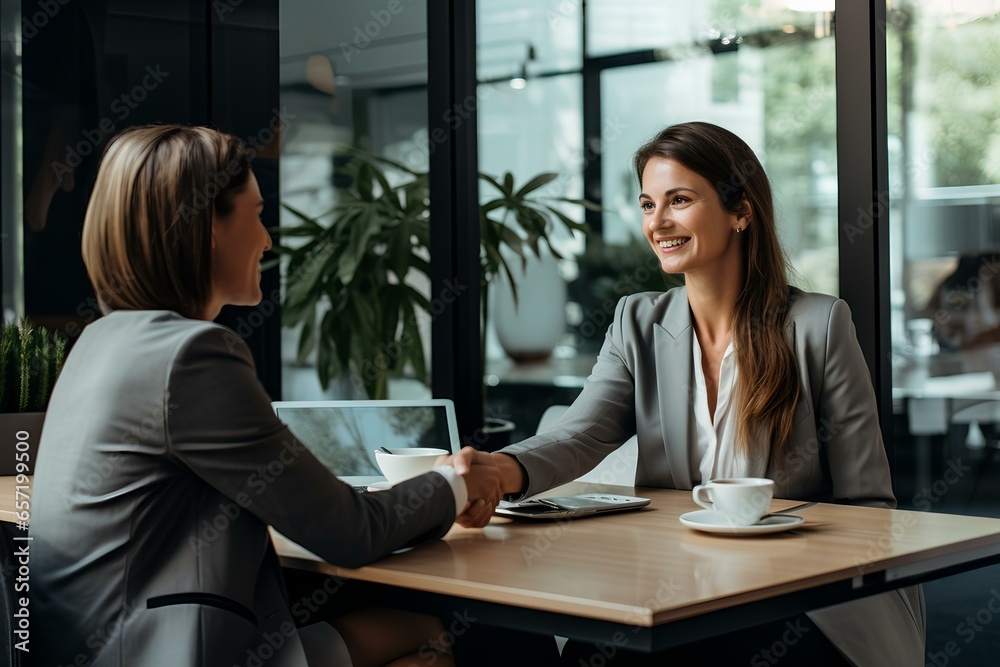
<box><xmin>692</xmin><ymin>478</ymin><xmax>774</xmax><ymax>526</ymax></box>
<box><xmin>374</xmin><ymin>448</ymin><xmax>449</xmax><ymax>484</ymax></box>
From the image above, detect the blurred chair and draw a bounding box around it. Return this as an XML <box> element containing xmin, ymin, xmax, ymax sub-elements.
<box><xmin>951</xmin><ymin>401</ymin><xmax>1000</xmax><ymax>510</ymax></box>
<box><xmin>535</xmin><ymin>405</ymin><xmax>638</xmax><ymax>486</ymax></box>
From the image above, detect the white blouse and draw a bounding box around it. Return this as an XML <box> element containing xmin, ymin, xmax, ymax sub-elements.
<box><xmin>691</xmin><ymin>335</ymin><xmax>753</xmax><ymax>483</ymax></box>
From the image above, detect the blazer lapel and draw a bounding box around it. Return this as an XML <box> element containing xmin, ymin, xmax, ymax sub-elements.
<box><xmin>784</xmin><ymin>320</ymin><xmax>812</xmax><ymax>426</ymax></box>
<box><xmin>652</xmin><ymin>288</ymin><xmax>694</xmax><ymax>490</ymax></box>
<box><xmin>758</xmin><ymin>319</ymin><xmax>814</xmax><ymax>487</ymax></box>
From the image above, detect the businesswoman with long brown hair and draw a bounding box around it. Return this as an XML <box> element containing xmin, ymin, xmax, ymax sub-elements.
<box><xmin>450</xmin><ymin>122</ymin><xmax>924</xmax><ymax>666</ymax></box>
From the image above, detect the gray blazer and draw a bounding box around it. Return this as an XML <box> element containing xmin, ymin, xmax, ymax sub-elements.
<box><xmin>31</xmin><ymin>311</ymin><xmax>458</xmax><ymax>667</ymax></box>
<box><xmin>500</xmin><ymin>287</ymin><xmax>925</xmax><ymax>666</ymax></box>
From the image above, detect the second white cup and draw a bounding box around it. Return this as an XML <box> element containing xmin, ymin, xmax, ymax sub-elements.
<box><xmin>692</xmin><ymin>478</ymin><xmax>774</xmax><ymax>526</ymax></box>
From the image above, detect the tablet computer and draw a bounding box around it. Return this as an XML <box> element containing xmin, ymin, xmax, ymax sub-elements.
<box><xmin>494</xmin><ymin>493</ymin><xmax>651</xmax><ymax>520</ymax></box>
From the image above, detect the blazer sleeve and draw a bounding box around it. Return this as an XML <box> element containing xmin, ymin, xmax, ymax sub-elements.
<box><xmin>164</xmin><ymin>326</ymin><xmax>458</xmax><ymax>568</ymax></box>
<box><xmin>498</xmin><ymin>296</ymin><xmax>638</xmax><ymax>498</ymax></box>
<box><xmin>819</xmin><ymin>299</ymin><xmax>896</xmax><ymax>507</ymax></box>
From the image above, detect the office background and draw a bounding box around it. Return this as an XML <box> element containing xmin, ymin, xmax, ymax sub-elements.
<box><xmin>3</xmin><ymin>0</ymin><xmax>1000</xmax><ymax>511</ymax></box>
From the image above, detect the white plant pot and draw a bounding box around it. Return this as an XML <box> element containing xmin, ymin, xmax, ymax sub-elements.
<box><xmin>492</xmin><ymin>252</ymin><xmax>566</xmax><ymax>362</ymax></box>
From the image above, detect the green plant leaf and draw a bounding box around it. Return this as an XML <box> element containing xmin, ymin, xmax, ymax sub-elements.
<box><xmin>380</xmin><ymin>285</ymin><xmax>402</xmax><ymax>358</ymax></box>
<box><xmin>478</xmin><ymin>172</ymin><xmax>505</xmax><ymax>193</ymax></box>
<box><xmin>338</xmin><ymin>208</ymin><xmax>378</xmax><ymax>284</ymax></box>
<box><xmin>285</xmin><ymin>243</ymin><xmax>336</xmax><ymax>311</ymax></box>
<box><xmin>556</xmin><ymin>197</ymin><xmax>603</xmax><ymax>212</ymax></box>
<box><xmin>408</xmin><ymin>253</ymin><xmax>431</xmax><ymax>278</ymax></box>
<box><xmin>514</xmin><ymin>172</ymin><xmax>558</xmax><ymax>198</ymax></box>
<box><xmin>260</xmin><ymin>257</ymin><xmax>282</xmax><ymax>272</ymax></box>
<box><xmin>401</xmin><ymin>283</ymin><xmax>431</xmax><ymax>314</ymax></box>
<box><xmin>400</xmin><ymin>298</ymin><xmax>427</xmax><ymax>384</ymax></box>
<box><xmin>502</xmin><ymin>172</ymin><xmax>514</xmax><ymax>195</ymax></box>
<box><xmin>539</xmin><ymin>203</ymin><xmax>591</xmax><ymax>234</ymax></box>
<box><xmin>317</xmin><ymin>309</ymin><xmax>344</xmax><ymax>390</ymax></box>
<box><xmin>296</xmin><ymin>311</ymin><xmax>317</xmax><ymax>365</ymax></box>
<box><xmin>355</xmin><ymin>161</ymin><xmax>374</xmax><ymax>201</ymax></box>
<box><xmin>480</xmin><ymin>194</ymin><xmax>504</xmax><ymax>210</ymax></box>
<box><xmin>269</xmin><ymin>226</ymin><xmax>328</xmax><ymax>238</ymax></box>
<box><xmin>280</xmin><ymin>203</ymin><xmax>326</xmax><ymax>231</ymax></box>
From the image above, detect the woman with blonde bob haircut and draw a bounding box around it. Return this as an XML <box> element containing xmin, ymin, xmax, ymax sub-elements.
<box><xmin>446</xmin><ymin>122</ymin><xmax>925</xmax><ymax>666</ymax></box>
<box><xmin>81</xmin><ymin>124</ymin><xmax>248</xmax><ymax>319</ymax></box>
<box><xmin>31</xmin><ymin>124</ymin><xmax>505</xmax><ymax>667</ymax></box>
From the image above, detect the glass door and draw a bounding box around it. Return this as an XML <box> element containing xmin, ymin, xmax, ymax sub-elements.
<box><xmin>277</xmin><ymin>1</ymin><xmax>433</xmax><ymax>402</ymax></box>
<box><xmin>887</xmin><ymin>2</ymin><xmax>1000</xmax><ymax>513</ymax></box>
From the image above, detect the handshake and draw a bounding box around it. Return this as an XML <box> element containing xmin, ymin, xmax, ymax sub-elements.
<box><xmin>435</xmin><ymin>447</ymin><xmax>525</xmax><ymax>528</ymax></box>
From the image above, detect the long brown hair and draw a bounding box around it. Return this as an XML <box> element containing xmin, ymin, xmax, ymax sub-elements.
<box><xmin>81</xmin><ymin>124</ymin><xmax>252</xmax><ymax>318</ymax></box>
<box><xmin>634</xmin><ymin>122</ymin><xmax>800</xmax><ymax>463</ymax></box>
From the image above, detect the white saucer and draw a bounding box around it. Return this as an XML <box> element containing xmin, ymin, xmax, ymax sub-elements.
<box><xmin>679</xmin><ymin>510</ymin><xmax>804</xmax><ymax>535</ymax></box>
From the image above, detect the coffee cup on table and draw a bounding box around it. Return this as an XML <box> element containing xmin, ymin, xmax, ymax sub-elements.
<box><xmin>692</xmin><ymin>478</ymin><xmax>774</xmax><ymax>526</ymax></box>
<box><xmin>374</xmin><ymin>447</ymin><xmax>449</xmax><ymax>484</ymax></box>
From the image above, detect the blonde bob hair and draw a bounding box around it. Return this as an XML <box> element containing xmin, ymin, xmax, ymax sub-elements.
<box><xmin>81</xmin><ymin>124</ymin><xmax>252</xmax><ymax>319</ymax></box>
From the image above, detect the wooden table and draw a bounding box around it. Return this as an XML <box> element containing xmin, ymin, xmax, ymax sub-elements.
<box><xmin>8</xmin><ymin>475</ymin><xmax>1000</xmax><ymax>651</ymax></box>
<box><xmin>272</xmin><ymin>482</ymin><xmax>1000</xmax><ymax>652</ymax></box>
<box><xmin>0</xmin><ymin>475</ymin><xmax>29</xmax><ymax>526</ymax></box>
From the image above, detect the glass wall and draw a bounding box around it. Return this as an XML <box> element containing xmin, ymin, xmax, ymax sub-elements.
<box><xmin>278</xmin><ymin>1</ymin><xmax>433</xmax><ymax>401</ymax></box>
<box><xmin>887</xmin><ymin>2</ymin><xmax>1000</xmax><ymax>513</ymax></box>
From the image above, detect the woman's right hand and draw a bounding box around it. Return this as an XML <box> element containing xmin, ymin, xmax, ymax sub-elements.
<box><xmin>438</xmin><ymin>448</ymin><xmax>525</xmax><ymax>528</ymax></box>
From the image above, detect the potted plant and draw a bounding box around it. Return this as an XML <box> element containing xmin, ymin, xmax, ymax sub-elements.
<box><xmin>0</xmin><ymin>320</ymin><xmax>67</xmax><ymax>474</ymax></box>
<box><xmin>273</xmin><ymin>150</ymin><xmax>593</xmax><ymax>409</ymax></box>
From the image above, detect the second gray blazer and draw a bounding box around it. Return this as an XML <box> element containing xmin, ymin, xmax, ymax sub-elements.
<box><xmin>500</xmin><ymin>286</ymin><xmax>925</xmax><ymax>667</ymax></box>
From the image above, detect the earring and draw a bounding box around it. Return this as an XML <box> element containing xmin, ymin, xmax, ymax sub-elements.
<box><xmin>735</xmin><ymin>227</ymin><xmax>742</xmax><ymax>234</ymax></box>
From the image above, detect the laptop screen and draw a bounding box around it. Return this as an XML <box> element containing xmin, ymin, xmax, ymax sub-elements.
<box><xmin>272</xmin><ymin>400</ymin><xmax>457</xmax><ymax>478</ymax></box>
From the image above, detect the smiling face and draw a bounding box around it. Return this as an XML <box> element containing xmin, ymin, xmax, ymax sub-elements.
<box><xmin>207</xmin><ymin>171</ymin><xmax>271</xmax><ymax>318</ymax></box>
<box><xmin>639</xmin><ymin>157</ymin><xmax>747</xmax><ymax>281</ymax></box>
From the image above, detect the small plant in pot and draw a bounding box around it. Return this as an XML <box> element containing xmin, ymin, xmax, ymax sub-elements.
<box><xmin>0</xmin><ymin>320</ymin><xmax>67</xmax><ymax>474</ymax></box>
